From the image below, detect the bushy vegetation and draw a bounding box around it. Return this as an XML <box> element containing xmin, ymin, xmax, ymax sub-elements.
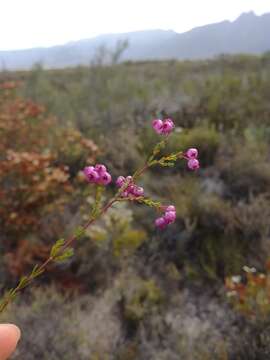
<box><xmin>1</xmin><ymin>53</ymin><xmax>270</xmax><ymax>358</ymax></box>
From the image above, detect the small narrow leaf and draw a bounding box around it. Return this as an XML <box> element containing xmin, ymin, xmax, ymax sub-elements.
<box><xmin>7</xmin><ymin>288</ymin><xmax>17</xmax><ymax>300</ymax></box>
<box><xmin>148</xmin><ymin>140</ymin><xmax>166</xmax><ymax>163</ymax></box>
<box><xmin>137</xmin><ymin>197</ymin><xmax>161</xmax><ymax>209</ymax></box>
<box><xmin>159</xmin><ymin>161</ymin><xmax>175</xmax><ymax>167</ymax></box>
<box><xmin>30</xmin><ymin>264</ymin><xmax>44</xmax><ymax>278</ymax></box>
<box><xmin>50</xmin><ymin>238</ymin><xmax>65</xmax><ymax>257</ymax></box>
<box><xmin>18</xmin><ymin>276</ymin><xmax>29</xmax><ymax>290</ymax></box>
<box><xmin>55</xmin><ymin>248</ymin><xmax>74</xmax><ymax>263</ymax></box>
<box><xmin>74</xmin><ymin>226</ymin><xmax>86</xmax><ymax>239</ymax></box>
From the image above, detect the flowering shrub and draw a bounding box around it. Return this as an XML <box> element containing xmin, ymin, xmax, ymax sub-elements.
<box><xmin>225</xmin><ymin>263</ymin><xmax>270</xmax><ymax>320</ymax></box>
<box><xmin>0</xmin><ymin>83</ymin><xmax>98</xmax><ymax>238</ymax></box>
<box><xmin>0</xmin><ymin>81</ymin><xmax>101</xmax><ymax>286</ymax></box>
<box><xmin>0</xmin><ymin>104</ymin><xmax>200</xmax><ymax>313</ymax></box>
<box><xmin>0</xmin><ymin>150</ymin><xmax>71</xmax><ymax>235</ymax></box>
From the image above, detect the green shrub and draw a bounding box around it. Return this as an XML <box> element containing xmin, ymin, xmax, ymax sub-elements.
<box><xmin>120</xmin><ymin>276</ymin><xmax>163</xmax><ymax>325</ymax></box>
<box><xmin>218</xmin><ymin>140</ymin><xmax>270</xmax><ymax>198</ymax></box>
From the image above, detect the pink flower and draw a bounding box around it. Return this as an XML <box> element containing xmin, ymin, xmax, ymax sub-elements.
<box><xmin>83</xmin><ymin>166</ymin><xmax>100</xmax><ymax>183</ymax></box>
<box><xmin>98</xmin><ymin>172</ymin><xmax>112</xmax><ymax>185</ymax></box>
<box><xmin>152</xmin><ymin>119</ymin><xmax>163</xmax><ymax>134</ymax></box>
<box><xmin>126</xmin><ymin>176</ymin><xmax>133</xmax><ymax>183</ymax></box>
<box><xmin>164</xmin><ymin>118</ymin><xmax>174</xmax><ymax>127</ymax></box>
<box><xmin>117</xmin><ymin>175</ymin><xmax>144</xmax><ymax>198</ymax></box>
<box><xmin>84</xmin><ymin>164</ymin><xmax>112</xmax><ymax>185</ymax></box>
<box><xmin>127</xmin><ymin>184</ymin><xmax>136</xmax><ymax>194</ymax></box>
<box><xmin>116</xmin><ymin>176</ymin><xmax>126</xmax><ymax>187</ymax></box>
<box><xmin>186</xmin><ymin>148</ymin><xmax>198</xmax><ymax>159</ymax></box>
<box><xmin>162</xmin><ymin>119</ymin><xmax>174</xmax><ymax>135</ymax></box>
<box><xmin>166</xmin><ymin>205</ymin><xmax>176</xmax><ymax>212</ymax></box>
<box><xmin>95</xmin><ymin>164</ymin><xmax>107</xmax><ymax>175</ymax></box>
<box><xmin>152</xmin><ymin>118</ymin><xmax>175</xmax><ymax>135</ymax></box>
<box><xmin>155</xmin><ymin>217</ymin><xmax>166</xmax><ymax>230</ymax></box>
<box><xmin>164</xmin><ymin>211</ymin><xmax>176</xmax><ymax>224</ymax></box>
<box><xmin>155</xmin><ymin>205</ymin><xmax>176</xmax><ymax>230</ymax></box>
<box><xmin>133</xmin><ymin>186</ymin><xmax>144</xmax><ymax>197</ymax></box>
<box><xmin>187</xmin><ymin>158</ymin><xmax>200</xmax><ymax>170</ymax></box>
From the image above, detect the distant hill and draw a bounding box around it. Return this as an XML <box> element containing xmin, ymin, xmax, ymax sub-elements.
<box><xmin>1</xmin><ymin>11</ymin><xmax>270</xmax><ymax>70</ymax></box>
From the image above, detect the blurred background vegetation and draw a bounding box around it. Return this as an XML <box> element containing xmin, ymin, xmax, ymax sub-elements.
<box><xmin>1</xmin><ymin>51</ymin><xmax>270</xmax><ymax>359</ymax></box>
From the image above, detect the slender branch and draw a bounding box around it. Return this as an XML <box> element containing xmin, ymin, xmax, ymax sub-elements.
<box><xmin>0</xmin><ymin>157</ymin><xmax>153</xmax><ymax>313</ymax></box>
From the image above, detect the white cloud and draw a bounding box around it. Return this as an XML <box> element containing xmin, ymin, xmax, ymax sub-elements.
<box><xmin>0</xmin><ymin>0</ymin><xmax>269</xmax><ymax>50</ymax></box>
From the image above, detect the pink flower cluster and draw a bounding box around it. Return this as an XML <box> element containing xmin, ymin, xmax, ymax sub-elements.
<box><xmin>155</xmin><ymin>205</ymin><xmax>176</xmax><ymax>230</ymax></box>
<box><xmin>185</xmin><ymin>148</ymin><xmax>200</xmax><ymax>170</ymax></box>
<box><xmin>81</xmin><ymin>121</ymin><xmax>201</xmax><ymax>232</ymax></box>
<box><xmin>83</xmin><ymin>164</ymin><xmax>112</xmax><ymax>185</ymax></box>
<box><xmin>152</xmin><ymin>118</ymin><xmax>174</xmax><ymax>135</ymax></box>
<box><xmin>116</xmin><ymin>175</ymin><xmax>144</xmax><ymax>198</ymax></box>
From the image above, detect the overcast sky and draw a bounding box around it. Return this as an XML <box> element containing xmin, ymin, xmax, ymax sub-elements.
<box><xmin>0</xmin><ymin>0</ymin><xmax>269</xmax><ymax>50</ymax></box>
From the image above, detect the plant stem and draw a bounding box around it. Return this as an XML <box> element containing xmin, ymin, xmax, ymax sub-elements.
<box><xmin>0</xmin><ymin>159</ymin><xmax>153</xmax><ymax>314</ymax></box>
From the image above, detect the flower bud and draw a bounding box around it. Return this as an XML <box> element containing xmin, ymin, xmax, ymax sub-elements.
<box><xmin>187</xmin><ymin>158</ymin><xmax>200</xmax><ymax>170</ymax></box>
<box><xmin>186</xmin><ymin>148</ymin><xmax>198</xmax><ymax>159</ymax></box>
<box><xmin>166</xmin><ymin>205</ymin><xmax>176</xmax><ymax>212</ymax></box>
<box><xmin>133</xmin><ymin>186</ymin><xmax>144</xmax><ymax>197</ymax></box>
<box><xmin>152</xmin><ymin>119</ymin><xmax>163</xmax><ymax>134</ymax></box>
<box><xmin>83</xmin><ymin>166</ymin><xmax>99</xmax><ymax>183</ymax></box>
<box><xmin>95</xmin><ymin>164</ymin><xmax>107</xmax><ymax>175</ymax></box>
<box><xmin>162</xmin><ymin>119</ymin><xmax>174</xmax><ymax>135</ymax></box>
<box><xmin>116</xmin><ymin>176</ymin><xmax>126</xmax><ymax>187</ymax></box>
<box><xmin>99</xmin><ymin>172</ymin><xmax>112</xmax><ymax>185</ymax></box>
<box><xmin>155</xmin><ymin>217</ymin><xmax>166</xmax><ymax>230</ymax></box>
<box><xmin>164</xmin><ymin>211</ymin><xmax>176</xmax><ymax>224</ymax></box>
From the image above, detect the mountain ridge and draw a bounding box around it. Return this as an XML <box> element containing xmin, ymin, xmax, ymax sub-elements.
<box><xmin>1</xmin><ymin>11</ymin><xmax>270</xmax><ymax>70</ymax></box>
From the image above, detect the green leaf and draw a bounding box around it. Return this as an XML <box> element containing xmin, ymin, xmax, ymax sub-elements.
<box><xmin>18</xmin><ymin>276</ymin><xmax>29</xmax><ymax>290</ymax></box>
<box><xmin>159</xmin><ymin>161</ymin><xmax>175</xmax><ymax>167</ymax></box>
<box><xmin>7</xmin><ymin>288</ymin><xmax>17</xmax><ymax>300</ymax></box>
<box><xmin>74</xmin><ymin>226</ymin><xmax>86</xmax><ymax>239</ymax></box>
<box><xmin>50</xmin><ymin>238</ymin><xmax>65</xmax><ymax>258</ymax></box>
<box><xmin>137</xmin><ymin>197</ymin><xmax>161</xmax><ymax>209</ymax></box>
<box><xmin>30</xmin><ymin>264</ymin><xmax>44</xmax><ymax>278</ymax></box>
<box><xmin>157</xmin><ymin>152</ymin><xmax>179</xmax><ymax>167</ymax></box>
<box><xmin>148</xmin><ymin>140</ymin><xmax>166</xmax><ymax>163</ymax></box>
<box><xmin>55</xmin><ymin>248</ymin><xmax>74</xmax><ymax>263</ymax></box>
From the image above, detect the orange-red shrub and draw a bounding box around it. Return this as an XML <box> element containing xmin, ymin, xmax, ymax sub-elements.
<box><xmin>0</xmin><ymin>81</ymin><xmax>99</xmax><ymax>279</ymax></box>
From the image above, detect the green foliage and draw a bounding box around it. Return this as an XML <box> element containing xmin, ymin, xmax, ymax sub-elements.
<box><xmin>30</xmin><ymin>265</ymin><xmax>45</xmax><ymax>279</ymax></box>
<box><xmin>54</xmin><ymin>248</ymin><xmax>74</xmax><ymax>263</ymax></box>
<box><xmin>113</xmin><ymin>229</ymin><xmax>146</xmax><ymax>258</ymax></box>
<box><xmin>121</xmin><ymin>277</ymin><xmax>163</xmax><ymax>324</ymax></box>
<box><xmin>147</xmin><ymin>139</ymin><xmax>167</xmax><ymax>163</ymax></box>
<box><xmin>182</xmin><ymin>195</ymin><xmax>245</xmax><ymax>279</ymax></box>
<box><xmin>136</xmin><ymin>197</ymin><xmax>161</xmax><ymax>209</ymax></box>
<box><xmin>50</xmin><ymin>239</ymin><xmax>65</xmax><ymax>258</ymax></box>
<box><xmin>90</xmin><ymin>202</ymin><xmax>147</xmax><ymax>258</ymax></box>
<box><xmin>154</xmin><ymin>152</ymin><xmax>179</xmax><ymax>167</ymax></box>
<box><xmin>218</xmin><ymin>139</ymin><xmax>270</xmax><ymax>197</ymax></box>
<box><xmin>74</xmin><ymin>226</ymin><xmax>86</xmax><ymax>239</ymax></box>
<box><xmin>2</xmin><ymin>54</ymin><xmax>270</xmax><ymax>358</ymax></box>
<box><xmin>50</xmin><ymin>238</ymin><xmax>74</xmax><ymax>263</ymax></box>
<box><xmin>197</xmin><ymin>235</ymin><xmax>245</xmax><ymax>280</ymax></box>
